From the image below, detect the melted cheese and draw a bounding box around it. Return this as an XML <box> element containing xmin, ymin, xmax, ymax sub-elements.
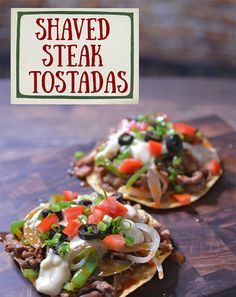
<box><xmin>36</xmin><ymin>250</ymin><xmax>71</xmax><ymax>296</ymax></box>
<box><xmin>131</xmin><ymin>140</ymin><xmax>153</xmax><ymax>164</ymax></box>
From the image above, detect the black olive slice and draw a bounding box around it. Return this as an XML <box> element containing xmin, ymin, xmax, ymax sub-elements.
<box><xmin>41</xmin><ymin>209</ymin><xmax>53</xmax><ymax>219</ymax></box>
<box><xmin>118</xmin><ymin>133</ymin><xmax>134</xmax><ymax>146</ymax></box>
<box><xmin>54</xmin><ymin>211</ymin><xmax>63</xmax><ymax>221</ymax></box>
<box><xmin>145</xmin><ymin>131</ymin><xmax>162</xmax><ymax>142</ymax></box>
<box><xmin>78</xmin><ymin>199</ymin><xmax>93</xmax><ymax>207</ymax></box>
<box><xmin>166</xmin><ymin>135</ymin><xmax>183</xmax><ymax>154</ymax></box>
<box><xmin>78</xmin><ymin>224</ymin><xmax>100</xmax><ymax>240</ymax></box>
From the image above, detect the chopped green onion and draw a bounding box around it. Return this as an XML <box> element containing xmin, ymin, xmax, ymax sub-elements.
<box><xmin>114</xmin><ymin>149</ymin><xmax>132</xmax><ymax>165</ymax></box>
<box><xmin>84</xmin><ymin>207</ymin><xmax>91</xmax><ymax>216</ymax></box>
<box><xmin>124</xmin><ymin>233</ymin><xmax>135</xmax><ymax>245</ymax></box>
<box><xmin>172</xmin><ymin>155</ymin><xmax>183</xmax><ymax>166</ymax></box>
<box><xmin>167</xmin><ymin>166</ymin><xmax>178</xmax><ymax>176</ymax></box>
<box><xmin>22</xmin><ymin>269</ymin><xmax>38</xmax><ymax>281</ymax></box>
<box><xmin>175</xmin><ymin>184</ymin><xmax>184</xmax><ymax>193</ymax></box>
<box><xmin>74</xmin><ymin>150</ymin><xmax>84</xmax><ymax>160</ymax></box>
<box><xmin>136</xmin><ymin>114</ymin><xmax>147</xmax><ymax>122</ymax></box>
<box><xmin>126</xmin><ymin>165</ymin><xmax>148</xmax><ymax>188</ymax></box>
<box><xmin>168</xmin><ymin>174</ymin><xmax>176</xmax><ymax>182</ymax></box>
<box><xmin>87</xmin><ymin>226</ymin><xmax>94</xmax><ymax>233</ymax></box>
<box><xmin>147</xmin><ymin>126</ymin><xmax>155</xmax><ymax>131</ymax></box>
<box><xmin>39</xmin><ymin>231</ymin><xmax>49</xmax><ymax>242</ymax></box>
<box><xmin>48</xmin><ymin>201</ymin><xmax>72</xmax><ymax>212</ymax></box>
<box><xmin>44</xmin><ymin>233</ymin><xmax>61</xmax><ymax>247</ymax></box>
<box><xmin>112</xmin><ymin>216</ymin><xmax>123</xmax><ymax>234</ymax></box>
<box><xmin>133</xmin><ymin>130</ymin><xmax>145</xmax><ymax>141</ymax></box>
<box><xmin>51</xmin><ymin>224</ymin><xmax>62</xmax><ymax>233</ymax></box>
<box><xmin>155</xmin><ymin>250</ymin><xmax>161</xmax><ymax>257</ymax></box>
<box><xmin>103</xmin><ymin>215</ymin><xmax>113</xmax><ymax>224</ymax></box>
<box><xmin>58</xmin><ymin>242</ymin><xmax>71</xmax><ymax>258</ymax></box>
<box><xmin>97</xmin><ymin>221</ymin><xmax>107</xmax><ymax>232</ymax></box>
<box><xmin>78</xmin><ymin>215</ymin><xmax>87</xmax><ymax>224</ymax></box>
<box><xmin>49</xmin><ymin>204</ymin><xmax>61</xmax><ymax>212</ymax></box>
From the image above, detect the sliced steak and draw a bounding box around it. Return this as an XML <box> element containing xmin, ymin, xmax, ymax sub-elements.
<box><xmin>4</xmin><ymin>234</ymin><xmax>44</xmax><ymax>269</ymax></box>
<box><xmin>90</xmin><ymin>281</ymin><xmax>116</xmax><ymax>297</ymax></box>
<box><xmin>74</xmin><ymin>165</ymin><xmax>93</xmax><ymax>179</ymax></box>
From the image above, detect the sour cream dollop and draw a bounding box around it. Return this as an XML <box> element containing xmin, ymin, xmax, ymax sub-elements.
<box><xmin>36</xmin><ymin>250</ymin><xmax>71</xmax><ymax>296</ymax></box>
<box><xmin>131</xmin><ymin>140</ymin><xmax>153</xmax><ymax>164</ymax></box>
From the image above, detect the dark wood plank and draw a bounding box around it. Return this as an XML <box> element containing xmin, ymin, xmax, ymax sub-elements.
<box><xmin>1</xmin><ymin>116</ymin><xmax>236</xmax><ymax>297</ymax></box>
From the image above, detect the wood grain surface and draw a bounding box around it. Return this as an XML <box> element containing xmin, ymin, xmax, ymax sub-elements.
<box><xmin>1</xmin><ymin>78</ymin><xmax>236</xmax><ymax>163</ymax></box>
<box><xmin>0</xmin><ymin>115</ymin><xmax>236</xmax><ymax>297</ymax></box>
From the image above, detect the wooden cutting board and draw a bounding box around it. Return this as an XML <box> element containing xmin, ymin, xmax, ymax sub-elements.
<box><xmin>0</xmin><ymin>115</ymin><xmax>236</xmax><ymax>297</ymax></box>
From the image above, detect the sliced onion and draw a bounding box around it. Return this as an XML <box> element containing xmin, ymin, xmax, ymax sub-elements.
<box><xmin>126</xmin><ymin>223</ymin><xmax>160</xmax><ymax>264</ymax></box>
<box><xmin>157</xmin><ymin>170</ymin><xmax>168</xmax><ymax>194</ymax></box>
<box><xmin>147</xmin><ymin>166</ymin><xmax>162</xmax><ymax>205</ymax></box>
<box><xmin>152</xmin><ymin>257</ymin><xmax>164</xmax><ymax>279</ymax></box>
<box><xmin>70</xmin><ymin>254</ymin><xmax>89</xmax><ymax>271</ymax></box>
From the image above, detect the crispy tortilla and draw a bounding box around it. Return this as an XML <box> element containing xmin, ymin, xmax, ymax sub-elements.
<box><xmin>6</xmin><ymin>206</ymin><xmax>172</xmax><ymax>297</ymax></box>
<box><xmin>87</xmin><ymin>170</ymin><xmax>221</xmax><ymax>209</ymax></box>
<box><xmin>86</xmin><ymin>137</ymin><xmax>222</xmax><ymax>209</ymax></box>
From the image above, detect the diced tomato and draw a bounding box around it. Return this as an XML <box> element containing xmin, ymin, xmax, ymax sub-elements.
<box><xmin>172</xmin><ymin>193</ymin><xmax>191</xmax><ymax>206</ymax></box>
<box><xmin>63</xmin><ymin>219</ymin><xmax>82</xmax><ymax>237</ymax></box>
<box><xmin>118</xmin><ymin>158</ymin><xmax>143</xmax><ymax>174</ymax></box>
<box><xmin>102</xmin><ymin>234</ymin><xmax>125</xmax><ymax>251</ymax></box>
<box><xmin>88</xmin><ymin>207</ymin><xmax>106</xmax><ymax>224</ymax></box>
<box><xmin>208</xmin><ymin>159</ymin><xmax>221</xmax><ymax>176</ymax></box>
<box><xmin>64</xmin><ymin>190</ymin><xmax>78</xmax><ymax>201</ymax></box>
<box><xmin>97</xmin><ymin>196</ymin><xmax>128</xmax><ymax>218</ymax></box>
<box><xmin>36</xmin><ymin>213</ymin><xmax>59</xmax><ymax>233</ymax></box>
<box><xmin>64</xmin><ymin>206</ymin><xmax>85</xmax><ymax>221</ymax></box>
<box><xmin>173</xmin><ymin>123</ymin><xmax>197</xmax><ymax>136</ymax></box>
<box><xmin>148</xmin><ymin>140</ymin><xmax>162</xmax><ymax>157</ymax></box>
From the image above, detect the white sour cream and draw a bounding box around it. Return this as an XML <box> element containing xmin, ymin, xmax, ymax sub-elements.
<box><xmin>96</xmin><ymin>131</ymin><xmax>122</xmax><ymax>160</ymax></box>
<box><xmin>131</xmin><ymin>140</ymin><xmax>153</xmax><ymax>164</ymax></box>
<box><xmin>36</xmin><ymin>249</ymin><xmax>71</xmax><ymax>296</ymax></box>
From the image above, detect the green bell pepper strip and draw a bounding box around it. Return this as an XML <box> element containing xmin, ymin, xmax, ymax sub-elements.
<box><xmin>22</xmin><ymin>269</ymin><xmax>38</xmax><ymax>281</ymax></box>
<box><xmin>64</xmin><ymin>253</ymin><xmax>98</xmax><ymax>292</ymax></box>
<box><xmin>10</xmin><ymin>220</ymin><xmax>26</xmax><ymax>239</ymax></box>
<box><xmin>126</xmin><ymin>165</ymin><xmax>148</xmax><ymax>189</ymax></box>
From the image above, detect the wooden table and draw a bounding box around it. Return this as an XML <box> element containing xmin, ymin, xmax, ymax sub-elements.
<box><xmin>0</xmin><ymin>78</ymin><xmax>236</xmax><ymax>297</ymax></box>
